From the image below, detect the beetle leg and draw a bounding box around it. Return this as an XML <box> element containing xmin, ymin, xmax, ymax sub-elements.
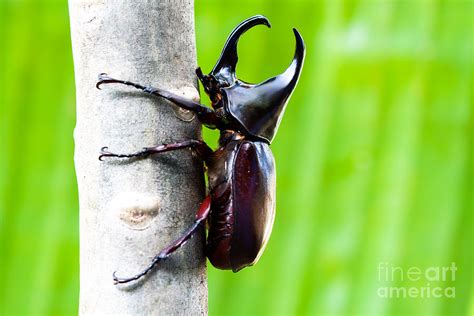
<box><xmin>113</xmin><ymin>196</ymin><xmax>212</xmax><ymax>285</ymax></box>
<box><xmin>96</xmin><ymin>73</ymin><xmax>220</xmax><ymax>127</ymax></box>
<box><xmin>99</xmin><ymin>139</ymin><xmax>213</xmax><ymax>161</ymax></box>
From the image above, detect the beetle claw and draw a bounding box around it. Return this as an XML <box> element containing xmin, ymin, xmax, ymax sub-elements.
<box><xmin>112</xmin><ymin>271</ymin><xmax>120</xmax><ymax>285</ymax></box>
<box><xmin>96</xmin><ymin>73</ymin><xmax>122</xmax><ymax>89</ymax></box>
<box><xmin>96</xmin><ymin>73</ymin><xmax>109</xmax><ymax>89</ymax></box>
<box><xmin>112</xmin><ymin>271</ymin><xmax>137</xmax><ymax>285</ymax></box>
<box><xmin>98</xmin><ymin>146</ymin><xmax>114</xmax><ymax>161</ymax></box>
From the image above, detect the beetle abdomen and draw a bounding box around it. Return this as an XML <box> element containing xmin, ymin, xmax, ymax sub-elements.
<box><xmin>206</xmin><ymin>140</ymin><xmax>276</xmax><ymax>272</ymax></box>
<box><xmin>230</xmin><ymin>141</ymin><xmax>276</xmax><ymax>271</ymax></box>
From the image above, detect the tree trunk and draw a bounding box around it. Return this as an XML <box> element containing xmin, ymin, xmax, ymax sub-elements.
<box><xmin>69</xmin><ymin>0</ymin><xmax>208</xmax><ymax>314</ymax></box>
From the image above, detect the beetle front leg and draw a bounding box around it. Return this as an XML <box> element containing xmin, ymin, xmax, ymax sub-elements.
<box><xmin>113</xmin><ymin>196</ymin><xmax>212</xmax><ymax>284</ymax></box>
<box><xmin>96</xmin><ymin>73</ymin><xmax>220</xmax><ymax>127</ymax></box>
<box><xmin>99</xmin><ymin>139</ymin><xmax>213</xmax><ymax>161</ymax></box>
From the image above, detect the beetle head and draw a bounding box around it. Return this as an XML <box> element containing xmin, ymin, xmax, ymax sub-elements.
<box><xmin>197</xmin><ymin>15</ymin><xmax>305</xmax><ymax>143</ymax></box>
<box><xmin>195</xmin><ymin>67</ymin><xmax>222</xmax><ymax>105</ymax></box>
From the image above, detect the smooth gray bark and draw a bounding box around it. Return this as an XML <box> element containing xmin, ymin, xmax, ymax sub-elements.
<box><xmin>69</xmin><ymin>0</ymin><xmax>207</xmax><ymax>314</ymax></box>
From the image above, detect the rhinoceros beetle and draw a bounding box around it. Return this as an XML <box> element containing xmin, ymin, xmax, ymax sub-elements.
<box><xmin>96</xmin><ymin>15</ymin><xmax>305</xmax><ymax>284</ymax></box>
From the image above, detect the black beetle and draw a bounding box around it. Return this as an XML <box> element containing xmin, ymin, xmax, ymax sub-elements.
<box><xmin>97</xmin><ymin>15</ymin><xmax>305</xmax><ymax>284</ymax></box>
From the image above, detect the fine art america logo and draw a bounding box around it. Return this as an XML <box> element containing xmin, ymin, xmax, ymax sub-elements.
<box><xmin>377</xmin><ymin>262</ymin><xmax>457</xmax><ymax>299</ymax></box>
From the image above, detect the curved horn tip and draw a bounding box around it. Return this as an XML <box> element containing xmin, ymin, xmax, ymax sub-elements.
<box><xmin>248</xmin><ymin>15</ymin><xmax>271</xmax><ymax>28</ymax></box>
<box><xmin>292</xmin><ymin>28</ymin><xmax>306</xmax><ymax>51</ymax></box>
<box><xmin>292</xmin><ymin>28</ymin><xmax>303</xmax><ymax>42</ymax></box>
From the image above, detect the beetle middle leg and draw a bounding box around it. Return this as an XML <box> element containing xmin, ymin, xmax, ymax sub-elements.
<box><xmin>99</xmin><ymin>139</ymin><xmax>213</xmax><ymax>161</ymax></box>
<box><xmin>113</xmin><ymin>195</ymin><xmax>212</xmax><ymax>284</ymax></box>
<box><xmin>96</xmin><ymin>73</ymin><xmax>220</xmax><ymax>126</ymax></box>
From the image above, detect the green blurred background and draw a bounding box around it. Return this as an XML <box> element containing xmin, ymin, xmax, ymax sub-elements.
<box><xmin>1</xmin><ymin>0</ymin><xmax>472</xmax><ymax>315</ymax></box>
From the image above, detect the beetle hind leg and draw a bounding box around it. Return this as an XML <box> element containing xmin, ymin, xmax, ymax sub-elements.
<box><xmin>113</xmin><ymin>196</ymin><xmax>212</xmax><ymax>285</ymax></box>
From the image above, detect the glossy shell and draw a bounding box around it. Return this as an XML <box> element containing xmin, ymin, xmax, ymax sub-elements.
<box><xmin>206</xmin><ymin>139</ymin><xmax>276</xmax><ymax>272</ymax></box>
<box><xmin>221</xmin><ymin>28</ymin><xmax>305</xmax><ymax>143</ymax></box>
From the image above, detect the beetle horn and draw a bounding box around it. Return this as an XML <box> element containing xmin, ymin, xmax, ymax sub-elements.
<box><xmin>221</xmin><ymin>28</ymin><xmax>306</xmax><ymax>143</ymax></box>
<box><xmin>277</xmin><ymin>28</ymin><xmax>305</xmax><ymax>98</ymax></box>
<box><xmin>211</xmin><ymin>15</ymin><xmax>271</xmax><ymax>85</ymax></box>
